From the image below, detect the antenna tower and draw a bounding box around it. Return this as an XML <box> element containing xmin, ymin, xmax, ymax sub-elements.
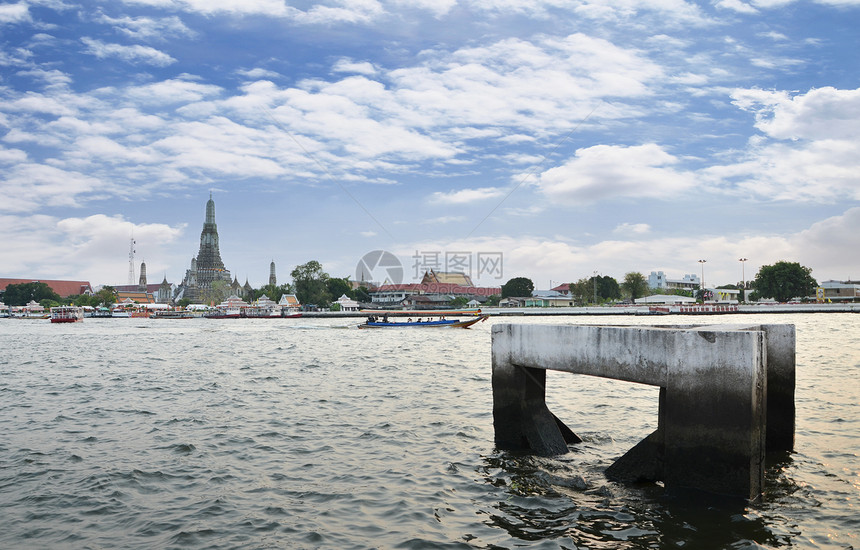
<box><xmin>128</xmin><ymin>234</ymin><xmax>136</xmax><ymax>285</ymax></box>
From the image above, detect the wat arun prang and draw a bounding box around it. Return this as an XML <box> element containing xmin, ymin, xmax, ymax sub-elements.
<box><xmin>175</xmin><ymin>194</ymin><xmax>234</xmax><ymax>303</ymax></box>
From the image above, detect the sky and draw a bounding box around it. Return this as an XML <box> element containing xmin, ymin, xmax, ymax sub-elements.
<box><xmin>2</xmin><ymin>0</ymin><xmax>860</xmax><ymax>291</ymax></box>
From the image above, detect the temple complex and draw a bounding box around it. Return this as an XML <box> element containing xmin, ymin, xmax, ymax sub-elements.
<box><xmin>175</xmin><ymin>194</ymin><xmax>233</xmax><ymax>303</ymax></box>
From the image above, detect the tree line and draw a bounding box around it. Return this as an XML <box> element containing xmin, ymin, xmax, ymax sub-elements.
<box><xmin>500</xmin><ymin>272</ymin><xmax>651</xmax><ymax>303</ymax></box>
<box><xmin>499</xmin><ymin>261</ymin><xmax>819</xmax><ymax>304</ymax></box>
<box><xmin>0</xmin><ymin>282</ymin><xmax>118</xmax><ymax>309</ymax></box>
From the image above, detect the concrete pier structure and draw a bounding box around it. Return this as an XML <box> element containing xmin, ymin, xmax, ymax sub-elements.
<box><xmin>491</xmin><ymin>323</ymin><xmax>796</xmax><ymax>500</ymax></box>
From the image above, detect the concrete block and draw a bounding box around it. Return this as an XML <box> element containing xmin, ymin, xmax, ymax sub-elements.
<box><xmin>491</xmin><ymin>323</ymin><xmax>794</xmax><ymax>500</ymax></box>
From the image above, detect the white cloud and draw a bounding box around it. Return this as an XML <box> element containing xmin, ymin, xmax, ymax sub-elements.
<box><xmin>121</xmin><ymin>0</ymin><xmax>290</xmax><ymax>17</ymax></box>
<box><xmin>122</xmin><ymin>77</ymin><xmax>223</xmax><ymax>104</ymax></box>
<box><xmin>0</xmin><ymin>213</ymin><xmax>185</xmax><ymax>284</ymax></box>
<box><xmin>0</xmin><ymin>2</ymin><xmax>30</xmax><ymax>25</ymax></box>
<box><xmin>792</xmin><ymin>207</ymin><xmax>860</xmax><ymax>279</ymax></box>
<box><xmin>715</xmin><ymin>0</ymin><xmax>759</xmax><ymax>13</ymax></box>
<box><xmin>81</xmin><ymin>37</ymin><xmax>176</xmax><ymax>66</ymax></box>
<box><xmin>430</xmin><ymin>187</ymin><xmax>506</xmax><ymax>204</ymax></box>
<box><xmin>398</xmin><ymin>206</ymin><xmax>860</xmax><ymax>287</ymax></box>
<box><xmin>705</xmin><ymin>87</ymin><xmax>860</xmax><ymax>202</ymax></box>
<box><xmin>390</xmin><ymin>0</ymin><xmax>457</xmax><ymax>17</ymax></box>
<box><xmin>732</xmin><ymin>86</ymin><xmax>860</xmax><ymax>141</ymax></box>
<box><xmin>536</xmin><ymin>144</ymin><xmax>697</xmax><ymax>203</ymax></box>
<box><xmin>613</xmin><ymin>222</ymin><xmax>651</xmax><ymax>235</ymax></box>
<box><xmin>289</xmin><ymin>0</ymin><xmax>385</xmax><ymax>24</ymax></box>
<box><xmin>237</xmin><ymin>68</ymin><xmax>283</xmax><ymax>80</ymax></box>
<box><xmin>420</xmin><ymin>215</ymin><xmax>466</xmax><ymax>224</ymax></box>
<box><xmin>0</xmin><ymin>146</ymin><xmax>27</xmax><ymax>163</ymax></box>
<box><xmin>96</xmin><ymin>13</ymin><xmax>195</xmax><ymax>40</ymax></box>
<box><xmin>0</xmin><ymin>164</ymin><xmax>106</xmax><ymax>213</ymax></box>
<box><xmin>332</xmin><ymin>59</ymin><xmax>378</xmax><ymax>75</ymax></box>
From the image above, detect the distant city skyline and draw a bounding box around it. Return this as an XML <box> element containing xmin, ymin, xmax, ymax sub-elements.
<box><xmin>2</xmin><ymin>1</ymin><xmax>859</xmax><ymax>288</ymax></box>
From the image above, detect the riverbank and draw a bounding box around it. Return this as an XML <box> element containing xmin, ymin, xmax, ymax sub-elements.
<box><xmin>300</xmin><ymin>302</ymin><xmax>860</xmax><ymax>318</ymax></box>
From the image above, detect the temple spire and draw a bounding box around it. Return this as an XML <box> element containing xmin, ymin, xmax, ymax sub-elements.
<box><xmin>205</xmin><ymin>193</ymin><xmax>216</xmax><ymax>225</ymax></box>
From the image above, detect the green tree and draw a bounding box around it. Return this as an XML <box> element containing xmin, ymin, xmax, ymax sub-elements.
<box><xmin>40</xmin><ymin>298</ymin><xmax>61</xmax><ymax>309</ymax></box>
<box><xmin>449</xmin><ymin>296</ymin><xmax>469</xmax><ymax>308</ymax></box>
<box><xmin>354</xmin><ymin>285</ymin><xmax>372</xmax><ymax>304</ymax></box>
<box><xmin>66</xmin><ymin>294</ymin><xmax>95</xmax><ymax>307</ymax></box>
<box><xmin>291</xmin><ymin>260</ymin><xmax>331</xmax><ymax>306</ymax></box>
<box><xmin>178</xmin><ymin>298</ymin><xmax>192</xmax><ymax>309</ymax></box>
<box><xmin>621</xmin><ymin>272</ymin><xmax>649</xmax><ymax>301</ymax></box>
<box><xmin>593</xmin><ymin>275</ymin><xmax>621</xmax><ymax>302</ymax></box>
<box><xmin>752</xmin><ymin>261</ymin><xmax>817</xmax><ymax>302</ymax></box>
<box><xmin>484</xmin><ymin>294</ymin><xmax>501</xmax><ymax>307</ymax></box>
<box><xmin>93</xmin><ymin>286</ymin><xmax>117</xmax><ymax>306</ymax></box>
<box><xmin>326</xmin><ymin>277</ymin><xmax>353</xmax><ymax>300</ymax></box>
<box><xmin>2</xmin><ymin>282</ymin><xmax>62</xmax><ymax>306</ymax></box>
<box><xmin>198</xmin><ymin>279</ymin><xmax>230</xmax><ymax>305</ymax></box>
<box><xmin>569</xmin><ymin>278</ymin><xmax>591</xmax><ymax>305</ymax></box>
<box><xmin>501</xmin><ymin>277</ymin><xmax>534</xmax><ymax>298</ymax></box>
<box><xmin>249</xmin><ymin>283</ymin><xmax>295</xmax><ymax>303</ymax></box>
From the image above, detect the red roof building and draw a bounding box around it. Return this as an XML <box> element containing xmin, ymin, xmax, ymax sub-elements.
<box><xmin>370</xmin><ymin>282</ymin><xmax>501</xmax><ymax>306</ymax></box>
<box><xmin>0</xmin><ymin>278</ymin><xmax>94</xmax><ymax>297</ymax></box>
<box><xmin>551</xmin><ymin>283</ymin><xmax>571</xmax><ymax>295</ymax></box>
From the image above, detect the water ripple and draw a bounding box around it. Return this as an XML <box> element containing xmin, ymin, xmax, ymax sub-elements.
<box><xmin>0</xmin><ymin>314</ymin><xmax>857</xmax><ymax>548</ymax></box>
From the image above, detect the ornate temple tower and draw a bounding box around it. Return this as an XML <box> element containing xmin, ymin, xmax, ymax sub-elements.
<box><xmin>138</xmin><ymin>261</ymin><xmax>147</xmax><ymax>291</ymax></box>
<box><xmin>269</xmin><ymin>260</ymin><xmax>277</xmax><ymax>287</ymax></box>
<box><xmin>195</xmin><ymin>193</ymin><xmax>231</xmax><ymax>290</ymax></box>
<box><xmin>175</xmin><ymin>195</ymin><xmax>232</xmax><ymax>303</ymax></box>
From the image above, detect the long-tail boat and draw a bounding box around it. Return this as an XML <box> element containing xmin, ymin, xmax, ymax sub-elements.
<box><xmin>357</xmin><ymin>309</ymin><xmax>488</xmax><ymax>329</ymax></box>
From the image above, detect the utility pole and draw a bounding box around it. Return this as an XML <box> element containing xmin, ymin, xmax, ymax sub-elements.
<box><xmin>739</xmin><ymin>258</ymin><xmax>748</xmax><ymax>302</ymax></box>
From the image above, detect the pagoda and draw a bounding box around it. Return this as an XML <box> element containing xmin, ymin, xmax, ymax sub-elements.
<box><xmin>175</xmin><ymin>194</ymin><xmax>233</xmax><ymax>303</ymax></box>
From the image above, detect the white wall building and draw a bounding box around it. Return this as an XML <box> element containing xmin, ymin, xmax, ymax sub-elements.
<box><xmin>335</xmin><ymin>294</ymin><xmax>360</xmax><ymax>311</ymax></box>
<box><xmin>648</xmin><ymin>271</ymin><xmax>701</xmax><ymax>291</ymax></box>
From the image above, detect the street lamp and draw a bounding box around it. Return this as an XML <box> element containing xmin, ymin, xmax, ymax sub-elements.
<box><xmin>698</xmin><ymin>259</ymin><xmax>707</xmax><ymax>294</ymax></box>
<box><xmin>593</xmin><ymin>271</ymin><xmax>598</xmax><ymax>305</ymax></box>
<box><xmin>739</xmin><ymin>258</ymin><xmax>748</xmax><ymax>302</ymax></box>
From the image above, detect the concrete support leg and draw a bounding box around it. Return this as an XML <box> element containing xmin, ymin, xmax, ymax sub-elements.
<box><xmin>660</xmin><ymin>331</ymin><xmax>767</xmax><ymax>498</ymax></box>
<box><xmin>492</xmin><ymin>361</ymin><xmax>570</xmax><ymax>456</ymax></box>
<box><xmin>762</xmin><ymin>324</ymin><xmax>796</xmax><ymax>452</ymax></box>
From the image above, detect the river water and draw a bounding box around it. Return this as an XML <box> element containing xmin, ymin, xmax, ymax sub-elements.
<box><xmin>0</xmin><ymin>313</ymin><xmax>857</xmax><ymax>549</ymax></box>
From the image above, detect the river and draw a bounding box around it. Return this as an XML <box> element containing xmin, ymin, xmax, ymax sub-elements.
<box><xmin>0</xmin><ymin>313</ymin><xmax>857</xmax><ymax>549</ymax></box>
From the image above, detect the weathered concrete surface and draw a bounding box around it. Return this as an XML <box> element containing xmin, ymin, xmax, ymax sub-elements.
<box><xmin>762</xmin><ymin>324</ymin><xmax>796</xmax><ymax>452</ymax></box>
<box><xmin>492</xmin><ymin>328</ymin><xmax>572</xmax><ymax>455</ymax></box>
<box><xmin>491</xmin><ymin>323</ymin><xmax>794</xmax><ymax>500</ymax></box>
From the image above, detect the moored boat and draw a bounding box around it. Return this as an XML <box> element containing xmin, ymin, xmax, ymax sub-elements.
<box><xmin>50</xmin><ymin>306</ymin><xmax>84</xmax><ymax>323</ymax></box>
<box><xmin>150</xmin><ymin>310</ymin><xmax>195</xmax><ymax>319</ymax></box>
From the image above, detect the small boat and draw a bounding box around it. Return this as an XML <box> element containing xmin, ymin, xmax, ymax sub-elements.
<box><xmin>358</xmin><ymin>314</ymin><xmax>488</xmax><ymax>329</ymax></box>
<box><xmin>150</xmin><ymin>310</ymin><xmax>195</xmax><ymax>319</ymax></box>
<box><xmin>50</xmin><ymin>306</ymin><xmax>84</xmax><ymax>323</ymax></box>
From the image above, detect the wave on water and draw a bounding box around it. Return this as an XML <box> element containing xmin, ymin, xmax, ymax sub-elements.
<box><xmin>0</xmin><ymin>313</ymin><xmax>858</xmax><ymax>548</ymax></box>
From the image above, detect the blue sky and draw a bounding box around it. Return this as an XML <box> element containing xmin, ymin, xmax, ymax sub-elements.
<box><xmin>2</xmin><ymin>0</ymin><xmax>859</xmax><ymax>290</ymax></box>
